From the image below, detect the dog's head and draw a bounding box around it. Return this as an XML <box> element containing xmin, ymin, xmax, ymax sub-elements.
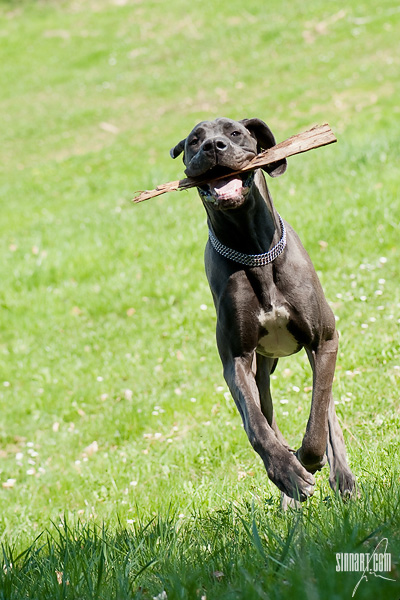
<box><xmin>170</xmin><ymin>117</ymin><xmax>287</xmax><ymax>209</ymax></box>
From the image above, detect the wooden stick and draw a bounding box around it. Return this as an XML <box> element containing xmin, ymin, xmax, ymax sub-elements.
<box><xmin>132</xmin><ymin>123</ymin><xmax>336</xmax><ymax>204</ymax></box>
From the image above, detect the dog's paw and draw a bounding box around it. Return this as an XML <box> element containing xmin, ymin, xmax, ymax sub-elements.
<box><xmin>266</xmin><ymin>448</ymin><xmax>315</xmax><ymax>502</ymax></box>
<box><xmin>280</xmin><ymin>492</ymin><xmax>302</xmax><ymax>511</ymax></box>
<box><xmin>329</xmin><ymin>469</ymin><xmax>357</xmax><ymax>499</ymax></box>
<box><xmin>296</xmin><ymin>447</ymin><xmax>327</xmax><ymax>474</ymax></box>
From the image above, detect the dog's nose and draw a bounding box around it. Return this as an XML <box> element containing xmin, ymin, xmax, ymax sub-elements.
<box><xmin>203</xmin><ymin>137</ymin><xmax>228</xmax><ymax>153</ymax></box>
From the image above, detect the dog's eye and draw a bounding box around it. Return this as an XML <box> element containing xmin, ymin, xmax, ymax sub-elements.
<box><xmin>189</xmin><ymin>138</ymin><xmax>199</xmax><ymax>146</ymax></box>
<box><xmin>231</xmin><ymin>131</ymin><xmax>242</xmax><ymax>137</ymax></box>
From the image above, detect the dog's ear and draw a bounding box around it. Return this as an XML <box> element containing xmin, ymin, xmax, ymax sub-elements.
<box><xmin>239</xmin><ymin>118</ymin><xmax>287</xmax><ymax>177</ymax></box>
<box><xmin>170</xmin><ymin>139</ymin><xmax>186</xmax><ymax>159</ymax></box>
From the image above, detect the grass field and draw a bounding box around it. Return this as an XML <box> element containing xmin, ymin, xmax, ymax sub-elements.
<box><xmin>0</xmin><ymin>0</ymin><xmax>399</xmax><ymax>598</ymax></box>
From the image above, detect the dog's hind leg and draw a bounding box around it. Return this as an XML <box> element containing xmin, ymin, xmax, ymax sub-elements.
<box><xmin>255</xmin><ymin>354</ymin><xmax>292</xmax><ymax>450</ymax></box>
<box><xmin>326</xmin><ymin>399</ymin><xmax>357</xmax><ymax>496</ymax></box>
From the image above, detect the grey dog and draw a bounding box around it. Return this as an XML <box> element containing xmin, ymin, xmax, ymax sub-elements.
<box><xmin>170</xmin><ymin>117</ymin><xmax>356</xmax><ymax>503</ymax></box>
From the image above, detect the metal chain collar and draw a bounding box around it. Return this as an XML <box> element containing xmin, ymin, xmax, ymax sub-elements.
<box><xmin>208</xmin><ymin>214</ymin><xmax>286</xmax><ymax>267</ymax></box>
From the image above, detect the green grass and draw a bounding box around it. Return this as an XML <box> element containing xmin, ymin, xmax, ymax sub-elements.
<box><xmin>1</xmin><ymin>486</ymin><xmax>400</xmax><ymax>600</ymax></box>
<box><xmin>0</xmin><ymin>0</ymin><xmax>400</xmax><ymax>598</ymax></box>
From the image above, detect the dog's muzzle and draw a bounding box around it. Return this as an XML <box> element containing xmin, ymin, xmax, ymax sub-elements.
<box><xmin>198</xmin><ymin>171</ymin><xmax>254</xmax><ymax>208</ymax></box>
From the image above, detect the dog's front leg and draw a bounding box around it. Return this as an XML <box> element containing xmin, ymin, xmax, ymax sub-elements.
<box><xmin>223</xmin><ymin>354</ymin><xmax>315</xmax><ymax>501</ymax></box>
<box><xmin>298</xmin><ymin>332</ymin><xmax>356</xmax><ymax>497</ymax></box>
<box><xmin>297</xmin><ymin>333</ymin><xmax>339</xmax><ymax>472</ymax></box>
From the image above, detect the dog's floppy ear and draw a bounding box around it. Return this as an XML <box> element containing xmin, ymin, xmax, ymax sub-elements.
<box><xmin>170</xmin><ymin>138</ymin><xmax>186</xmax><ymax>159</ymax></box>
<box><xmin>239</xmin><ymin>118</ymin><xmax>287</xmax><ymax>177</ymax></box>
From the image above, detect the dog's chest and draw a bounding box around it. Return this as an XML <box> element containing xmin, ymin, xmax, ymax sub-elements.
<box><xmin>256</xmin><ymin>305</ymin><xmax>300</xmax><ymax>358</ymax></box>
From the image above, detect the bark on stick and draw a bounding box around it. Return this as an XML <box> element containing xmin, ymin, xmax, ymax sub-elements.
<box><xmin>132</xmin><ymin>123</ymin><xmax>336</xmax><ymax>204</ymax></box>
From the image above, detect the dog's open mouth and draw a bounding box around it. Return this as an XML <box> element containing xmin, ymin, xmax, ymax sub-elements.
<box><xmin>198</xmin><ymin>168</ymin><xmax>254</xmax><ymax>206</ymax></box>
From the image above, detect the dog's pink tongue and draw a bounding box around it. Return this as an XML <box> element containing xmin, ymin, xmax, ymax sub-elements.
<box><xmin>210</xmin><ymin>177</ymin><xmax>243</xmax><ymax>198</ymax></box>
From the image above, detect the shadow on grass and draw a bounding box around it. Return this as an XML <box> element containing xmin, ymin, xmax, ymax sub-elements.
<box><xmin>1</xmin><ymin>478</ymin><xmax>399</xmax><ymax>600</ymax></box>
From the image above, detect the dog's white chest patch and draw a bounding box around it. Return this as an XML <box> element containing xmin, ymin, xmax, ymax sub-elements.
<box><xmin>257</xmin><ymin>305</ymin><xmax>299</xmax><ymax>358</ymax></box>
